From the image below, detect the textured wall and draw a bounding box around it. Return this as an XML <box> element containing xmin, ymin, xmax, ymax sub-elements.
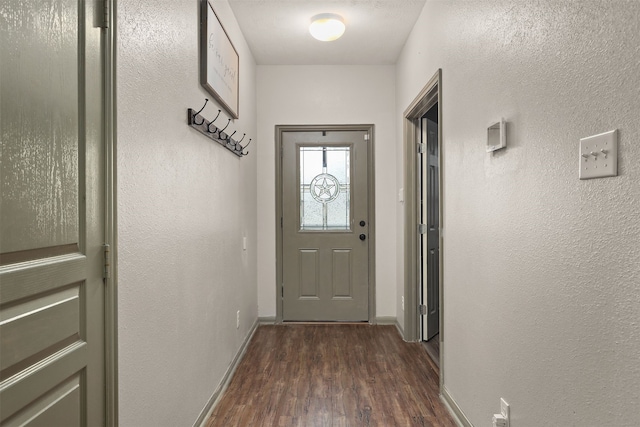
<box><xmin>256</xmin><ymin>65</ymin><xmax>397</xmax><ymax>319</ymax></box>
<box><xmin>116</xmin><ymin>0</ymin><xmax>257</xmax><ymax>425</ymax></box>
<box><xmin>396</xmin><ymin>0</ymin><xmax>640</xmax><ymax>425</ymax></box>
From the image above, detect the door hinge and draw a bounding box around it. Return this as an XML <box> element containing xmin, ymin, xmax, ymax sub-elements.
<box><xmin>99</xmin><ymin>0</ymin><xmax>110</xmax><ymax>28</ymax></box>
<box><xmin>419</xmin><ymin>304</ymin><xmax>427</xmax><ymax>315</ymax></box>
<box><xmin>281</xmin><ymin>217</ymin><xmax>283</xmax><ymax>228</ymax></box>
<box><xmin>418</xmin><ymin>224</ymin><xmax>428</xmax><ymax>234</ymax></box>
<box><xmin>417</xmin><ymin>143</ymin><xmax>426</xmax><ymax>154</ymax></box>
<box><xmin>281</xmin><ymin>284</ymin><xmax>284</xmax><ymax>298</ymax></box>
<box><xmin>102</xmin><ymin>243</ymin><xmax>111</xmax><ymax>279</ymax></box>
<box><xmin>364</xmin><ymin>134</ymin><xmax>370</xmax><ymax>141</ymax></box>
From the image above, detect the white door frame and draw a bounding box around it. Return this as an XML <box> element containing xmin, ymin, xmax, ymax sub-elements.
<box><xmin>275</xmin><ymin>124</ymin><xmax>376</xmax><ymax>324</ymax></box>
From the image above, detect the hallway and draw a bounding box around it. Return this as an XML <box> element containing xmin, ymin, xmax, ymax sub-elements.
<box><xmin>4</xmin><ymin>0</ymin><xmax>637</xmax><ymax>425</ymax></box>
<box><xmin>206</xmin><ymin>325</ymin><xmax>455</xmax><ymax>426</ymax></box>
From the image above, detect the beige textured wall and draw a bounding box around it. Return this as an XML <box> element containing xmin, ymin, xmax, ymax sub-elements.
<box><xmin>256</xmin><ymin>65</ymin><xmax>398</xmax><ymax>320</ymax></box>
<box><xmin>396</xmin><ymin>1</ymin><xmax>640</xmax><ymax>425</ymax></box>
<box><xmin>116</xmin><ymin>1</ymin><xmax>257</xmax><ymax>425</ymax></box>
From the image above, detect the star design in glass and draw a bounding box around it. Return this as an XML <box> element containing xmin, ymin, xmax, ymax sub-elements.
<box><xmin>316</xmin><ymin>178</ymin><xmax>336</xmax><ymax>198</ymax></box>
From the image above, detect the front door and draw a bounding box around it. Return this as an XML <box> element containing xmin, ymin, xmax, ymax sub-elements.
<box><xmin>281</xmin><ymin>129</ymin><xmax>370</xmax><ymax>321</ymax></box>
<box><xmin>1</xmin><ymin>0</ymin><xmax>107</xmax><ymax>425</ymax></box>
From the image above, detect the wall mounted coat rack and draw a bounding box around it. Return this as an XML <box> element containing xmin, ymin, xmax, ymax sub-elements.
<box><xmin>187</xmin><ymin>99</ymin><xmax>252</xmax><ymax>157</ymax></box>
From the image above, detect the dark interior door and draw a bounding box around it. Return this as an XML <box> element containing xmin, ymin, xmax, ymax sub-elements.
<box><xmin>422</xmin><ymin>105</ymin><xmax>440</xmax><ymax>341</ymax></box>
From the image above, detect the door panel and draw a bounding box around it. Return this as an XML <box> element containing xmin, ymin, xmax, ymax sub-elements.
<box><xmin>0</xmin><ymin>0</ymin><xmax>81</xmax><ymax>259</ymax></box>
<box><xmin>420</xmin><ymin>114</ymin><xmax>440</xmax><ymax>341</ymax></box>
<box><xmin>282</xmin><ymin>130</ymin><xmax>369</xmax><ymax>321</ymax></box>
<box><xmin>0</xmin><ymin>0</ymin><xmax>105</xmax><ymax>425</ymax></box>
<box><xmin>299</xmin><ymin>250</ymin><xmax>319</xmax><ymax>298</ymax></box>
<box><xmin>332</xmin><ymin>250</ymin><xmax>352</xmax><ymax>298</ymax></box>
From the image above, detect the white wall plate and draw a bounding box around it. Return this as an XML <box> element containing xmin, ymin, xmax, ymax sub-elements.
<box><xmin>487</xmin><ymin>119</ymin><xmax>506</xmax><ymax>152</ymax></box>
<box><xmin>579</xmin><ymin>130</ymin><xmax>618</xmax><ymax>179</ymax></box>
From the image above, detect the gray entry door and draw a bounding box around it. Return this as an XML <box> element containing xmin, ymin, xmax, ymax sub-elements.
<box><xmin>1</xmin><ymin>0</ymin><xmax>106</xmax><ymax>425</ymax></box>
<box><xmin>282</xmin><ymin>130</ymin><xmax>369</xmax><ymax>321</ymax></box>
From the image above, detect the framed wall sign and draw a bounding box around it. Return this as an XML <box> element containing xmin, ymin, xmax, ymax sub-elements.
<box><xmin>200</xmin><ymin>1</ymin><xmax>239</xmax><ymax>118</ymax></box>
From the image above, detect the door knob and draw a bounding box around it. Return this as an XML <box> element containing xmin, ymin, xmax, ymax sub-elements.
<box><xmin>359</xmin><ymin>220</ymin><xmax>366</xmax><ymax>227</ymax></box>
<box><xmin>359</xmin><ymin>234</ymin><xmax>366</xmax><ymax>241</ymax></box>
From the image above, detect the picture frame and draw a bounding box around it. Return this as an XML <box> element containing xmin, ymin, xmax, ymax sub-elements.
<box><xmin>200</xmin><ymin>0</ymin><xmax>239</xmax><ymax>119</ymax></box>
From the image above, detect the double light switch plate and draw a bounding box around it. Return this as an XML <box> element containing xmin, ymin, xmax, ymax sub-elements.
<box><xmin>579</xmin><ymin>130</ymin><xmax>618</xmax><ymax>179</ymax></box>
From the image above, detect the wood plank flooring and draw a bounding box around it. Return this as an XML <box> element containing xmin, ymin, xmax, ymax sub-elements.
<box><xmin>206</xmin><ymin>324</ymin><xmax>456</xmax><ymax>426</ymax></box>
<box><xmin>423</xmin><ymin>333</ymin><xmax>440</xmax><ymax>369</ymax></box>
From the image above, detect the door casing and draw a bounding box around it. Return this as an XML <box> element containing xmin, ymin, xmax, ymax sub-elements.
<box><xmin>403</xmin><ymin>69</ymin><xmax>443</xmax><ymax>382</ymax></box>
<box><xmin>275</xmin><ymin>124</ymin><xmax>376</xmax><ymax>324</ymax></box>
<box><xmin>104</xmin><ymin>0</ymin><xmax>118</xmax><ymax>424</ymax></box>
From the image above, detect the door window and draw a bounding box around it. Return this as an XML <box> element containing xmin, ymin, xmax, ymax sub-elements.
<box><xmin>299</xmin><ymin>146</ymin><xmax>351</xmax><ymax>231</ymax></box>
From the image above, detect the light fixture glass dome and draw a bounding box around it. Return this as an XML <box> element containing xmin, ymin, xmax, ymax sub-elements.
<box><xmin>309</xmin><ymin>13</ymin><xmax>345</xmax><ymax>42</ymax></box>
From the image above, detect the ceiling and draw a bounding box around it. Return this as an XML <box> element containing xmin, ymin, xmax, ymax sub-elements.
<box><xmin>227</xmin><ymin>0</ymin><xmax>427</xmax><ymax>65</ymax></box>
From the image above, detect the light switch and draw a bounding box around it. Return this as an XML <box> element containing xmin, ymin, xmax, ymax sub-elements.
<box><xmin>579</xmin><ymin>130</ymin><xmax>618</xmax><ymax>180</ymax></box>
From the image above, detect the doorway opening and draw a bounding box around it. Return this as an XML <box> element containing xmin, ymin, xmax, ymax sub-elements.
<box><xmin>403</xmin><ymin>69</ymin><xmax>443</xmax><ymax>379</ymax></box>
<box><xmin>275</xmin><ymin>125</ymin><xmax>376</xmax><ymax>323</ymax></box>
<box><xmin>420</xmin><ymin>103</ymin><xmax>440</xmax><ymax>367</ymax></box>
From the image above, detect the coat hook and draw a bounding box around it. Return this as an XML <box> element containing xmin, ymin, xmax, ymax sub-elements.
<box><xmin>241</xmin><ymin>138</ymin><xmax>252</xmax><ymax>155</ymax></box>
<box><xmin>206</xmin><ymin>109</ymin><xmax>222</xmax><ymax>133</ymax></box>
<box><xmin>217</xmin><ymin>118</ymin><xmax>231</xmax><ymax>138</ymax></box>
<box><xmin>186</xmin><ymin>105</ymin><xmax>250</xmax><ymax>158</ymax></box>
<box><xmin>193</xmin><ymin>98</ymin><xmax>208</xmax><ymax>125</ymax></box>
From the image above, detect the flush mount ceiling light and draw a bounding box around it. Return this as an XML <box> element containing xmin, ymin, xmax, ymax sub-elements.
<box><xmin>309</xmin><ymin>13</ymin><xmax>346</xmax><ymax>41</ymax></box>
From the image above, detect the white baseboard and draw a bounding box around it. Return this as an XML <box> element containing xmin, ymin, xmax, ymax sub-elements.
<box><xmin>257</xmin><ymin>316</ymin><xmax>276</xmax><ymax>324</ymax></box>
<box><xmin>193</xmin><ymin>318</ymin><xmax>259</xmax><ymax>427</ymax></box>
<box><xmin>374</xmin><ymin>316</ymin><xmax>396</xmax><ymax>325</ymax></box>
<box><xmin>441</xmin><ymin>386</ymin><xmax>473</xmax><ymax>427</ymax></box>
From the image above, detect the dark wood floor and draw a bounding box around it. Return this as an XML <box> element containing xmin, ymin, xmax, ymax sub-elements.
<box><xmin>423</xmin><ymin>333</ymin><xmax>440</xmax><ymax>369</ymax></box>
<box><xmin>206</xmin><ymin>324</ymin><xmax>456</xmax><ymax>426</ymax></box>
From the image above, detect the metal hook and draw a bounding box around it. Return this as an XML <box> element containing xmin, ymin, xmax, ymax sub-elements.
<box><xmin>193</xmin><ymin>99</ymin><xmax>208</xmax><ymax>125</ymax></box>
<box><xmin>211</xmin><ymin>109</ymin><xmax>222</xmax><ymax>123</ymax></box>
<box><xmin>206</xmin><ymin>109</ymin><xmax>222</xmax><ymax>133</ymax></box>
<box><xmin>217</xmin><ymin>118</ymin><xmax>231</xmax><ymax>138</ymax></box>
<box><xmin>237</xmin><ymin>133</ymin><xmax>246</xmax><ymax>144</ymax></box>
<box><xmin>241</xmin><ymin>138</ymin><xmax>252</xmax><ymax>155</ymax></box>
<box><xmin>227</xmin><ymin>130</ymin><xmax>237</xmax><ymax>142</ymax></box>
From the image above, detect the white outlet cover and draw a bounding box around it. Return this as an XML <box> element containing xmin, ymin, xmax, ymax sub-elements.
<box><xmin>500</xmin><ymin>398</ymin><xmax>510</xmax><ymax>419</ymax></box>
<box><xmin>579</xmin><ymin>130</ymin><xmax>618</xmax><ymax>180</ymax></box>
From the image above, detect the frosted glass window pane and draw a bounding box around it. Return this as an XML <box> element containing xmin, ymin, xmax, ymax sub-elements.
<box><xmin>300</xmin><ymin>146</ymin><xmax>350</xmax><ymax>231</ymax></box>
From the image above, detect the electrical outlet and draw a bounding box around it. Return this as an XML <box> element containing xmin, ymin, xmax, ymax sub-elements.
<box><xmin>236</xmin><ymin>310</ymin><xmax>240</xmax><ymax>329</ymax></box>
<box><xmin>401</xmin><ymin>296</ymin><xmax>404</xmax><ymax>311</ymax></box>
<box><xmin>500</xmin><ymin>398</ymin><xmax>510</xmax><ymax>427</ymax></box>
